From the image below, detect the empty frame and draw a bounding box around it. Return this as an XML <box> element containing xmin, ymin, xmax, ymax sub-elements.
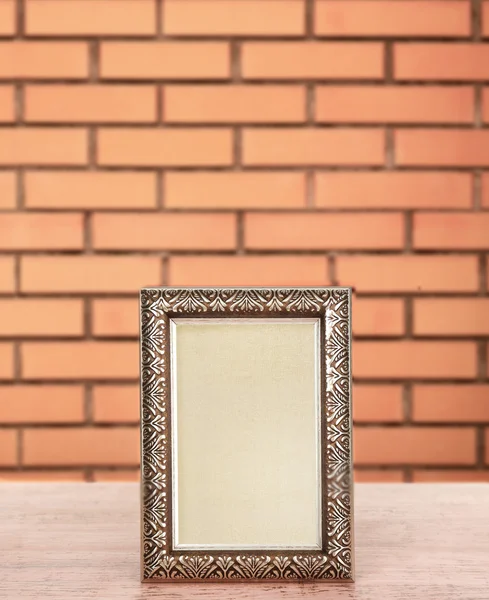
<box><xmin>172</xmin><ymin>319</ymin><xmax>320</xmax><ymax>549</ymax></box>
<box><xmin>140</xmin><ymin>287</ymin><xmax>353</xmax><ymax>582</ymax></box>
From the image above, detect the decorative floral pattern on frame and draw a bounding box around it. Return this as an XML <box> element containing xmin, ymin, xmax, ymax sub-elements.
<box><xmin>140</xmin><ymin>287</ymin><xmax>353</xmax><ymax>581</ymax></box>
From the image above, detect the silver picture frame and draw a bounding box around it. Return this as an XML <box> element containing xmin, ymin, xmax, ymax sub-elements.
<box><xmin>140</xmin><ymin>287</ymin><xmax>353</xmax><ymax>582</ymax></box>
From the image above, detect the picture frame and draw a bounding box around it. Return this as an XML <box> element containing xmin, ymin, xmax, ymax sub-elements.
<box><xmin>140</xmin><ymin>287</ymin><xmax>354</xmax><ymax>582</ymax></box>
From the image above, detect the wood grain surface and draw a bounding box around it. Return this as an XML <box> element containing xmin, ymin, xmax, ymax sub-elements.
<box><xmin>1</xmin><ymin>483</ymin><xmax>488</xmax><ymax>599</ymax></box>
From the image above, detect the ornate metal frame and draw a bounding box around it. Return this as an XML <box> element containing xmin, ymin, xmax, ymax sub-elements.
<box><xmin>140</xmin><ymin>287</ymin><xmax>353</xmax><ymax>582</ymax></box>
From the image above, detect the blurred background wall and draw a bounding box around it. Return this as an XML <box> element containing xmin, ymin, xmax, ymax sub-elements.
<box><xmin>0</xmin><ymin>0</ymin><xmax>488</xmax><ymax>483</ymax></box>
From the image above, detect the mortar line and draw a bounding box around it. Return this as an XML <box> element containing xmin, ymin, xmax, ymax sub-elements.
<box><xmin>473</xmin><ymin>171</ymin><xmax>482</xmax><ymax>210</ymax></box>
<box><xmin>16</xmin><ymin>0</ymin><xmax>24</xmax><ymax>37</ymax></box>
<box><xmin>233</xmin><ymin>127</ymin><xmax>242</xmax><ymax>170</ymax></box>
<box><xmin>328</xmin><ymin>255</ymin><xmax>337</xmax><ymax>286</ymax></box>
<box><xmin>305</xmin><ymin>83</ymin><xmax>315</xmax><ymax>209</ymax></box>
<box><xmin>404</xmin><ymin>211</ymin><xmax>413</xmax><ymax>253</ymax></box>
<box><xmin>89</xmin><ymin>40</ymin><xmax>100</xmax><ymax>82</ymax></box>
<box><xmin>88</xmin><ymin>129</ymin><xmax>97</xmax><ymax>170</ymax></box>
<box><xmin>472</xmin><ymin>0</ymin><xmax>482</xmax><ymax>40</ymax></box>
<box><xmin>305</xmin><ymin>0</ymin><xmax>314</xmax><ymax>37</ymax></box>
<box><xmin>157</xmin><ymin>169</ymin><xmax>164</xmax><ymax>209</ymax></box>
<box><xmin>156</xmin><ymin>0</ymin><xmax>163</xmax><ymax>37</ymax></box>
<box><xmin>162</xmin><ymin>256</ymin><xmax>169</xmax><ymax>286</ymax></box>
<box><xmin>479</xmin><ymin>341</ymin><xmax>488</xmax><ymax>381</ymax></box>
<box><xmin>476</xmin><ymin>426</ymin><xmax>485</xmax><ymax>468</ymax></box>
<box><xmin>231</xmin><ymin>40</ymin><xmax>241</xmax><ymax>82</ymax></box>
<box><xmin>403</xmin><ymin>382</ymin><xmax>412</xmax><ymax>424</ymax></box>
<box><xmin>385</xmin><ymin>128</ymin><xmax>394</xmax><ymax>170</ymax></box>
<box><xmin>479</xmin><ymin>254</ymin><xmax>487</xmax><ymax>297</ymax></box>
<box><xmin>384</xmin><ymin>41</ymin><xmax>393</xmax><ymax>83</ymax></box>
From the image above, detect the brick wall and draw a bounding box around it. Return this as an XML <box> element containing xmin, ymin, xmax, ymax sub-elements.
<box><xmin>0</xmin><ymin>0</ymin><xmax>488</xmax><ymax>483</ymax></box>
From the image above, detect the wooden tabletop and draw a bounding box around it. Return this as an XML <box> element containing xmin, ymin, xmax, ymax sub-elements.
<box><xmin>1</xmin><ymin>483</ymin><xmax>488</xmax><ymax>599</ymax></box>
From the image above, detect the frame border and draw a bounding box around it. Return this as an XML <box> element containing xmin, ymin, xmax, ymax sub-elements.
<box><xmin>140</xmin><ymin>287</ymin><xmax>353</xmax><ymax>582</ymax></box>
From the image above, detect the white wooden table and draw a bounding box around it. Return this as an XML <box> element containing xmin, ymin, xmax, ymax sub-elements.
<box><xmin>1</xmin><ymin>483</ymin><xmax>488</xmax><ymax>599</ymax></box>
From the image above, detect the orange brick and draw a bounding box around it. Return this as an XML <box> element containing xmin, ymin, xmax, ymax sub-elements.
<box><xmin>396</xmin><ymin>130</ymin><xmax>489</xmax><ymax>167</ymax></box>
<box><xmin>0</xmin><ymin>213</ymin><xmax>83</xmax><ymax>250</ymax></box>
<box><xmin>0</xmin><ymin>430</ymin><xmax>17</xmax><ymax>466</ymax></box>
<box><xmin>0</xmin><ymin>85</ymin><xmax>14</xmax><ymax>122</ymax></box>
<box><xmin>354</xmin><ymin>470</ymin><xmax>404</xmax><ymax>483</ymax></box>
<box><xmin>353</xmin><ymin>384</ymin><xmax>404</xmax><ymax>423</ymax></box>
<box><xmin>163</xmin><ymin>85</ymin><xmax>306</xmax><ymax>123</ymax></box>
<box><xmin>245</xmin><ymin>213</ymin><xmax>404</xmax><ymax>250</ymax></box>
<box><xmin>315</xmin><ymin>172</ymin><xmax>472</xmax><ymax>209</ymax></box>
<box><xmin>98</xmin><ymin>128</ymin><xmax>233</xmax><ymax>167</ymax></box>
<box><xmin>0</xmin><ymin>299</ymin><xmax>83</xmax><ymax>337</ymax></box>
<box><xmin>353</xmin><ymin>298</ymin><xmax>404</xmax><ymax>337</ymax></box>
<box><xmin>412</xmin><ymin>470</ymin><xmax>489</xmax><ymax>482</ymax></box>
<box><xmin>22</xmin><ymin>342</ymin><xmax>139</xmax><ymax>380</ymax></box>
<box><xmin>93</xmin><ymin>385</ymin><xmax>139</xmax><ymax>422</ymax></box>
<box><xmin>315</xmin><ymin>86</ymin><xmax>473</xmax><ymax>124</ymax></box>
<box><xmin>395</xmin><ymin>44</ymin><xmax>489</xmax><ymax>81</ymax></box>
<box><xmin>487</xmin><ymin>430</ymin><xmax>489</xmax><ymax>465</ymax></box>
<box><xmin>355</xmin><ymin>427</ymin><xmax>476</xmax><ymax>465</ymax></box>
<box><xmin>484</xmin><ymin>2</ymin><xmax>489</xmax><ymax>36</ymax></box>
<box><xmin>26</xmin><ymin>0</ymin><xmax>155</xmax><ymax>36</ymax></box>
<box><xmin>25</xmin><ymin>171</ymin><xmax>157</xmax><ymax>210</ymax></box>
<box><xmin>21</xmin><ymin>256</ymin><xmax>161</xmax><ymax>294</ymax></box>
<box><xmin>0</xmin><ymin>172</ymin><xmax>16</xmax><ymax>209</ymax></box>
<box><xmin>243</xmin><ymin>129</ymin><xmax>384</xmax><ymax>166</ymax></box>
<box><xmin>169</xmin><ymin>256</ymin><xmax>329</xmax><ymax>286</ymax></box>
<box><xmin>23</xmin><ymin>428</ymin><xmax>139</xmax><ymax>466</ymax></box>
<box><xmin>0</xmin><ymin>128</ymin><xmax>87</xmax><ymax>166</ymax></box>
<box><xmin>92</xmin><ymin>213</ymin><xmax>236</xmax><ymax>251</ymax></box>
<box><xmin>414</xmin><ymin>213</ymin><xmax>489</xmax><ymax>249</ymax></box>
<box><xmin>100</xmin><ymin>42</ymin><xmax>230</xmax><ymax>80</ymax></box>
<box><xmin>483</xmin><ymin>173</ymin><xmax>489</xmax><ymax>208</ymax></box>
<box><xmin>0</xmin><ymin>41</ymin><xmax>88</xmax><ymax>79</ymax></box>
<box><xmin>0</xmin><ymin>385</ymin><xmax>84</xmax><ymax>423</ymax></box>
<box><xmin>242</xmin><ymin>42</ymin><xmax>383</xmax><ymax>80</ymax></box>
<box><xmin>25</xmin><ymin>85</ymin><xmax>157</xmax><ymax>124</ymax></box>
<box><xmin>0</xmin><ymin>470</ymin><xmax>85</xmax><ymax>481</ymax></box>
<box><xmin>336</xmin><ymin>255</ymin><xmax>478</xmax><ymax>293</ymax></box>
<box><xmin>414</xmin><ymin>299</ymin><xmax>489</xmax><ymax>337</ymax></box>
<box><xmin>354</xmin><ymin>341</ymin><xmax>476</xmax><ymax>379</ymax></box>
<box><xmin>315</xmin><ymin>1</ymin><xmax>470</xmax><ymax>37</ymax></box>
<box><xmin>165</xmin><ymin>172</ymin><xmax>306</xmax><ymax>209</ymax></box>
<box><xmin>163</xmin><ymin>0</ymin><xmax>304</xmax><ymax>36</ymax></box>
<box><xmin>0</xmin><ymin>257</ymin><xmax>15</xmax><ymax>294</ymax></box>
<box><xmin>92</xmin><ymin>299</ymin><xmax>139</xmax><ymax>337</ymax></box>
<box><xmin>90</xmin><ymin>298</ymin><xmax>136</xmax><ymax>337</ymax></box>
<box><xmin>0</xmin><ymin>343</ymin><xmax>14</xmax><ymax>379</ymax></box>
<box><xmin>413</xmin><ymin>385</ymin><xmax>489</xmax><ymax>423</ymax></box>
<box><xmin>0</xmin><ymin>0</ymin><xmax>15</xmax><ymax>36</ymax></box>
<box><xmin>92</xmin><ymin>470</ymin><xmax>139</xmax><ymax>482</ymax></box>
